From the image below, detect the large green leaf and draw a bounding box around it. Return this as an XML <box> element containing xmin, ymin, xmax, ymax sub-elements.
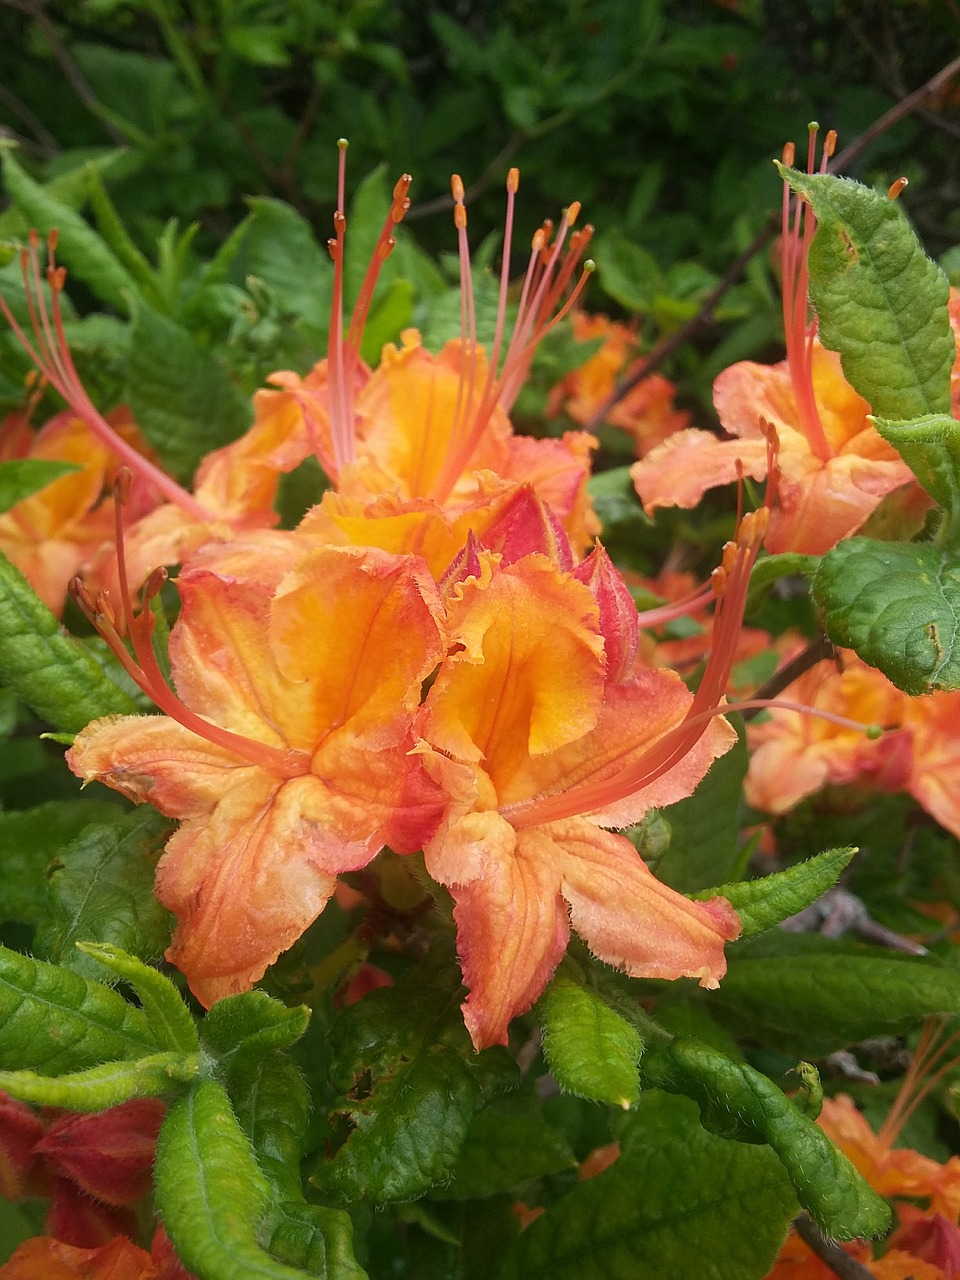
<box><xmin>125</xmin><ymin>302</ymin><xmax>252</xmax><ymax>483</ymax></box>
<box><xmin>495</xmin><ymin>1092</ymin><xmax>796</xmax><ymax>1280</ymax></box>
<box><xmin>0</xmin><ymin>1049</ymin><xmax>198</xmax><ymax>1110</ymax></box>
<box><xmin>712</xmin><ymin>932</ymin><xmax>960</xmax><ymax>1056</ymax></box>
<box><xmin>229</xmin><ymin>1051</ymin><xmax>311</xmax><ymax>1203</ymax></box>
<box><xmin>780</xmin><ymin>167</ymin><xmax>953</xmax><ymax>419</ymax></box>
<box><xmin>813</xmin><ymin>537</ymin><xmax>960</xmax><ymax>694</ymax></box>
<box><xmin>0</xmin><ymin>943</ymin><xmax>154</xmax><ymax>1074</ymax></box>
<box><xmin>35</xmin><ymin>807</ymin><xmax>174</xmax><ymax>976</ymax></box>
<box><xmin>78</xmin><ymin>941</ymin><xmax>198</xmax><ymax>1056</ymax></box>
<box><xmin>310</xmin><ymin>961</ymin><xmax>518</xmax><ymax>1204</ymax></box>
<box><xmin>261</xmin><ymin>1202</ymin><xmax>368</xmax><ymax>1280</ymax></box>
<box><xmin>0</xmin><ymin>552</ymin><xmax>140</xmax><ymax>731</ymax></box>
<box><xmin>241</xmin><ymin>197</ymin><xmax>331</xmax><ymax>340</ymax></box>
<box><xmin>637</xmin><ymin>1036</ymin><xmax>889</xmax><ymax>1239</ymax></box>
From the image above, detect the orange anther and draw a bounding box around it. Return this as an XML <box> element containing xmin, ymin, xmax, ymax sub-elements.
<box><xmin>454</xmin><ymin>204</ymin><xmax>467</xmax><ymax>230</ymax></box>
<box><xmin>451</xmin><ymin>174</ymin><xmax>465</xmax><ymax>202</ymax></box>
<box><xmin>49</xmin><ymin>266</ymin><xmax>67</xmax><ymax>290</ymax></box>
<box><xmin>334</xmin><ymin>212</ymin><xmax>346</xmax><ymax>234</ymax></box>
<box><xmin>114</xmin><ymin>466</ymin><xmax>133</xmax><ymax>505</ymax></box>
<box><xmin>566</xmin><ymin>201</ymin><xmax>581</xmax><ymax>226</ymax></box>
<box><xmin>711</xmin><ymin>565</ymin><xmax>727</xmax><ymax>598</ymax></box>
<box><xmin>782</xmin><ymin>141</ymin><xmax>796</xmax><ymax>167</ymax></box>
<box><xmin>507</xmin><ymin>167</ymin><xmax>519</xmax><ymax>194</ymax></box>
<box><xmin>888</xmin><ymin>177</ymin><xmax>908</xmax><ymax>201</ymax></box>
<box><xmin>28</xmin><ymin>228</ymin><xmax>39</xmax><ymax>250</ymax></box>
<box><xmin>823</xmin><ymin>129</ymin><xmax>837</xmax><ymax>157</ymax></box>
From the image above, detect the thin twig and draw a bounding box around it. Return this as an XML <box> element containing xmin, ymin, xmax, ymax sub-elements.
<box><xmin>741</xmin><ymin>636</ymin><xmax>835</xmax><ymax>721</ymax></box>
<box><xmin>406</xmin><ymin>130</ymin><xmax>528</xmax><ymax>220</ymax></box>
<box><xmin>2</xmin><ymin>0</ymin><xmax>129</xmax><ymax>146</ymax></box>
<box><xmin>0</xmin><ymin>83</ymin><xmax>58</xmax><ymax>157</ymax></box>
<box><xmin>582</xmin><ymin>53</ymin><xmax>960</xmax><ymax>432</ymax></box>
<box><xmin>793</xmin><ymin>1213</ymin><xmax>878</xmax><ymax>1280</ymax></box>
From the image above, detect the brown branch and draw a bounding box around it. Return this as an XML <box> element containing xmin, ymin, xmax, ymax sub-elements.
<box><xmin>741</xmin><ymin>636</ymin><xmax>835</xmax><ymax>722</ymax></box>
<box><xmin>793</xmin><ymin>1214</ymin><xmax>878</xmax><ymax>1280</ymax></box>
<box><xmin>406</xmin><ymin>130</ymin><xmax>527</xmax><ymax>221</ymax></box>
<box><xmin>0</xmin><ymin>83</ymin><xmax>58</xmax><ymax>157</ymax></box>
<box><xmin>582</xmin><ymin>53</ymin><xmax>960</xmax><ymax>434</ymax></box>
<box><xmin>2</xmin><ymin>0</ymin><xmax>129</xmax><ymax>146</ymax></box>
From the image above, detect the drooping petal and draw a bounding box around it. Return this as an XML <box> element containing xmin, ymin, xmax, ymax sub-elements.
<box><xmin>0</xmin><ymin>1235</ymin><xmax>156</xmax><ymax>1280</ymax></box>
<box><xmin>631</xmin><ymin>429</ymin><xmax>769</xmax><ymax>514</ymax></box>
<box><xmin>552</xmin><ymin>819</ymin><xmax>739</xmax><ymax>986</ymax></box>
<box><xmin>425</xmin><ymin>810</ymin><xmax>569</xmax><ymax>1049</ymax></box>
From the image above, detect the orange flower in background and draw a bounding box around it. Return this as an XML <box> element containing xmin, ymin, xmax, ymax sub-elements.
<box><xmin>745</xmin><ymin>649</ymin><xmax>960</xmax><ymax>839</ymax></box>
<box><xmin>547</xmin><ymin>311</ymin><xmax>689</xmax><ymax>455</ymax></box>
<box><xmin>0</xmin><ymin>1229</ymin><xmax>193</xmax><ymax>1280</ymax></box>
<box><xmin>632</xmin><ymin>129</ymin><xmax>916</xmax><ymax>554</ymax></box>
<box><xmin>0</xmin><ymin>407</ymin><xmax>160</xmax><ymax>615</ymax></box>
<box><xmin>415</xmin><ymin>500</ymin><xmax>770</xmax><ymax>1046</ymax></box>
<box><xmin>68</xmin><ymin>541</ymin><xmax>447</xmax><ymax>1007</ymax></box>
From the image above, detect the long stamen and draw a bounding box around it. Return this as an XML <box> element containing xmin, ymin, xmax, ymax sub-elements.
<box><xmin>782</xmin><ymin>124</ymin><xmax>836</xmax><ymax>463</ymax></box>
<box><xmin>876</xmin><ymin>1017</ymin><xmax>960</xmax><ymax>1152</ymax></box>
<box><xmin>0</xmin><ymin>232</ymin><xmax>210</xmax><ymax>519</ymax></box>
<box><xmin>71</xmin><ymin>472</ymin><xmax>309</xmax><ymax>780</ymax></box>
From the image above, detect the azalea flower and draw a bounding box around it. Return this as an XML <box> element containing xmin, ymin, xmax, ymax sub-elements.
<box><xmin>414</xmin><ymin>495</ymin><xmax>772</xmax><ymax>1047</ymax></box>
<box><xmin>745</xmin><ymin>649</ymin><xmax>960</xmax><ymax>839</ymax></box>
<box><xmin>0</xmin><ymin>1092</ymin><xmax>164</xmax><ymax>1248</ymax></box>
<box><xmin>67</xmin><ymin>538</ymin><xmax>447</xmax><ymax>1007</ymax></box>
<box><xmin>0</xmin><ymin>1228</ymin><xmax>193</xmax><ymax>1280</ymax></box>
<box><xmin>546</xmin><ymin>311</ymin><xmax>689</xmax><ymax>454</ymax></box>
<box><xmin>631</xmin><ymin>128</ymin><xmax>916</xmax><ymax>554</ymax></box>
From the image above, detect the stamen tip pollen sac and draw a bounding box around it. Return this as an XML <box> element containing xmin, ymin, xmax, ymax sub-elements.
<box><xmin>114</xmin><ymin>466</ymin><xmax>133</xmax><ymax>505</ymax></box>
<box><xmin>28</xmin><ymin>227</ymin><xmax>40</xmax><ymax>250</ymax></box>
<box><xmin>565</xmin><ymin>200</ymin><xmax>581</xmax><ymax>225</ymax></box>
<box><xmin>781</xmin><ymin>141</ymin><xmax>796</xmax><ymax>167</ymax></box>
<box><xmin>507</xmin><ymin>166</ymin><xmax>520</xmax><ymax>193</ymax></box>
<box><xmin>451</xmin><ymin>174</ymin><xmax>466</xmax><ymax>202</ymax></box>
<box><xmin>888</xmin><ymin>176</ymin><xmax>909</xmax><ymax>201</ymax></box>
<box><xmin>823</xmin><ymin>129</ymin><xmax>837</xmax><ymax>157</ymax></box>
<box><xmin>47</xmin><ymin>228</ymin><xmax>59</xmax><ymax>253</ymax></box>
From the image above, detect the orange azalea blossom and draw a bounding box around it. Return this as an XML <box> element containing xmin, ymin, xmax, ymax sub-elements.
<box><xmin>0</xmin><ymin>405</ymin><xmax>160</xmax><ymax>615</ymax></box>
<box><xmin>745</xmin><ymin>649</ymin><xmax>960</xmax><ymax>839</ymax></box>
<box><xmin>413</xmin><ymin>495</ymin><xmax>773</xmax><ymax>1047</ymax></box>
<box><xmin>546</xmin><ymin>311</ymin><xmax>689</xmax><ymax>455</ymax></box>
<box><xmin>632</xmin><ymin>128</ymin><xmax>916</xmax><ymax>555</ymax></box>
<box><xmin>767</xmin><ymin>1021</ymin><xmax>960</xmax><ymax>1279</ymax></box>
<box><xmin>67</xmin><ymin>539</ymin><xmax>447</xmax><ymax>1007</ymax></box>
<box><xmin>0</xmin><ymin>1229</ymin><xmax>193</xmax><ymax>1280</ymax></box>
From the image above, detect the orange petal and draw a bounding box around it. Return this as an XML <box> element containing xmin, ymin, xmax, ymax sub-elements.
<box><xmin>631</xmin><ymin>429</ymin><xmax>769</xmax><ymax>514</ymax></box>
<box><xmin>0</xmin><ymin>1235</ymin><xmax>155</xmax><ymax>1280</ymax></box>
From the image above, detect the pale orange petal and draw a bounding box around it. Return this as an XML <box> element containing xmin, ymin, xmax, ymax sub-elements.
<box><xmin>631</xmin><ymin>429</ymin><xmax>769</xmax><ymax>514</ymax></box>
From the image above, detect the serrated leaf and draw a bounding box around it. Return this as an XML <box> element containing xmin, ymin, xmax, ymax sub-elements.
<box><xmin>0</xmin><ymin>943</ymin><xmax>155</xmax><ymax>1074</ymax></box>
<box><xmin>652</xmin><ymin>719</ymin><xmax>748</xmax><ymax>892</ymax></box>
<box><xmin>241</xmin><ymin>197</ymin><xmax>331</xmax><ymax>339</ymax></box>
<box><xmin>0</xmin><ymin>798</ymin><xmax>120</xmax><ymax>925</ymax></box>
<box><xmin>0</xmin><ymin>552</ymin><xmax>141</xmax><ymax>730</ymax></box>
<box><xmin>432</xmin><ymin>1096</ymin><xmax>576</xmax><ymax>1200</ymax></box>
<box><xmin>713</xmin><ymin>932</ymin><xmax>960</xmax><ymax>1056</ymax></box>
<box><xmin>813</xmin><ymin>537</ymin><xmax>960</xmax><ymax>693</ymax></box>
<box><xmin>495</xmin><ymin>1092</ymin><xmax>796</xmax><ymax>1280</ymax></box>
<box><xmin>695</xmin><ymin>848</ymin><xmax>856</xmax><ymax>938</ymax></box>
<box><xmin>594</xmin><ymin>230</ymin><xmax>661</xmax><ymax>313</ymax></box>
<box><xmin>637</xmin><ymin>1036</ymin><xmax>889</xmax><ymax>1239</ymax></box>
<box><xmin>873</xmin><ymin>412</ymin><xmax>960</xmax><ymax>517</ymax></box>
<box><xmin>262</xmin><ymin>1202</ymin><xmax>368</xmax><ymax>1280</ymax></box>
<box><xmin>35</xmin><ymin>807</ymin><xmax>174</xmax><ymax>976</ymax></box>
<box><xmin>77</xmin><ymin>942</ymin><xmax>198</xmax><ymax>1055</ymax></box>
<box><xmin>0</xmin><ymin>145</ymin><xmax>138</xmax><ymax>314</ymax></box>
<box><xmin>539</xmin><ymin>971</ymin><xmax>640</xmax><ymax>1107</ymax></box>
<box><xmin>0</xmin><ymin>1049</ymin><xmax>198</xmax><ymax>1109</ymax></box>
<box><xmin>310</xmin><ymin>962</ymin><xmax>518</xmax><ymax>1204</ymax></box>
<box><xmin>589</xmin><ymin>466</ymin><xmax>648</xmax><ymax>529</ymax></box>
<box><xmin>156</xmin><ymin>1079</ymin><xmax>308</xmax><ymax>1280</ymax></box>
<box><xmin>0</xmin><ymin>459</ymin><xmax>81</xmax><ymax>512</ymax></box>
<box><xmin>779</xmin><ymin>167</ymin><xmax>953</xmax><ymax>418</ymax></box>
<box><xmin>125</xmin><ymin>302</ymin><xmax>252</xmax><ymax>483</ymax></box>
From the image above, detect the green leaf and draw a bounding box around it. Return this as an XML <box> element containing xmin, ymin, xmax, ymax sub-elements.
<box><xmin>594</xmin><ymin>230</ymin><xmax>661</xmax><ymax>313</ymax></box>
<box><xmin>0</xmin><ymin>798</ymin><xmax>120</xmax><ymax>925</ymax></box>
<box><xmin>0</xmin><ymin>459</ymin><xmax>81</xmax><ymax>513</ymax></box>
<box><xmin>0</xmin><ymin>552</ymin><xmax>140</xmax><ymax>731</ymax></box>
<box><xmin>779</xmin><ymin>166</ymin><xmax>953</xmax><ymax>418</ymax></box>
<box><xmin>713</xmin><ymin>932</ymin><xmax>960</xmax><ymax>1056</ymax></box>
<box><xmin>872</xmin><ymin>412</ymin><xmax>960</xmax><ymax>516</ymax></box>
<box><xmin>359</xmin><ymin>278</ymin><xmax>414</xmax><ymax>365</ymax></box>
<box><xmin>813</xmin><ymin>537</ymin><xmax>960</xmax><ymax>694</ymax></box>
<box><xmin>652</xmin><ymin>719</ymin><xmax>748</xmax><ymax>892</ymax></box>
<box><xmin>589</xmin><ymin>466</ymin><xmax>648</xmax><ymax>529</ymax></box>
<box><xmin>310</xmin><ymin>961</ymin><xmax>518</xmax><ymax>1204</ymax></box>
<box><xmin>0</xmin><ymin>943</ymin><xmax>154</xmax><ymax>1074</ymax></box>
<box><xmin>539</xmin><ymin>970</ymin><xmax>640</xmax><ymax>1107</ymax></box>
<box><xmin>156</xmin><ymin>1079</ymin><xmax>308</xmax><ymax>1280</ymax></box>
<box><xmin>35</xmin><ymin>807</ymin><xmax>174</xmax><ymax>976</ymax></box>
<box><xmin>230</xmin><ymin>1051</ymin><xmax>311</xmax><ymax>1203</ymax></box>
<box><xmin>241</xmin><ymin>197</ymin><xmax>331</xmax><ymax>339</ymax></box>
<box><xmin>0</xmin><ymin>144</ymin><xmax>138</xmax><ymax>314</ymax></box>
<box><xmin>637</xmin><ymin>1036</ymin><xmax>889</xmax><ymax>1239</ymax></box>
<box><xmin>261</xmin><ymin>1202</ymin><xmax>368</xmax><ymax>1280</ymax></box>
<box><xmin>495</xmin><ymin>1092</ymin><xmax>797</xmax><ymax>1280</ymax></box>
<box><xmin>432</xmin><ymin>1095</ymin><xmax>577</xmax><ymax>1200</ymax></box>
<box><xmin>695</xmin><ymin>847</ymin><xmax>856</xmax><ymax>938</ymax></box>
<box><xmin>77</xmin><ymin>942</ymin><xmax>198</xmax><ymax>1056</ymax></box>
<box><xmin>125</xmin><ymin>302</ymin><xmax>252</xmax><ymax>484</ymax></box>
<box><xmin>84</xmin><ymin>165</ymin><xmax>158</xmax><ymax>297</ymax></box>
<box><xmin>0</xmin><ymin>1049</ymin><xmax>199</xmax><ymax>1109</ymax></box>
<box><xmin>201</xmin><ymin>990</ymin><xmax>311</xmax><ymax>1077</ymax></box>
